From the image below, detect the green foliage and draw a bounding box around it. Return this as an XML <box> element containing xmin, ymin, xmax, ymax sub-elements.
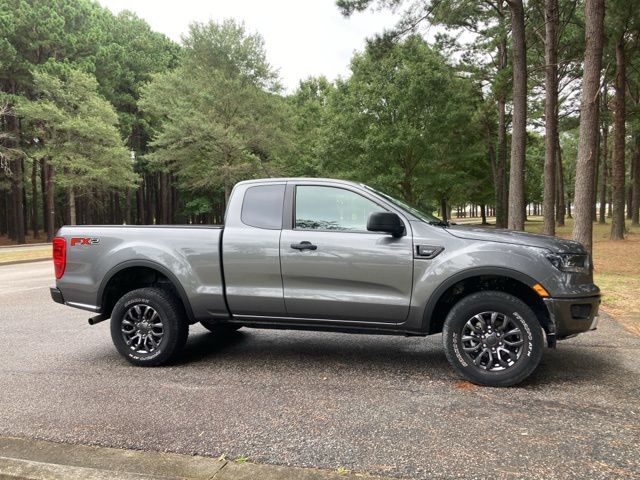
<box><xmin>321</xmin><ymin>35</ymin><xmax>485</xmax><ymax>210</ymax></box>
<box><xmin>3</xmin><ymin>0</ymin><xmax>638</xmax><ymax>233</ymax></box>
<box><xmin>17</xmin><ymin>68</ymin><xmax>135</xmax><ymax>192</ymax></box>
<box><xmin>284</xmin><ymin>76</ymin><xmax>334</xmax><ymax>176</ymax></box>
<box><xmin>140</xmin><ymin>20</ymin><xmax>289</xmax><ymax>202</ymax></box>
<box><xmin>94</xmin><ymin>10</ymin><xmax>179</xmax><ymax>142</ymax></box>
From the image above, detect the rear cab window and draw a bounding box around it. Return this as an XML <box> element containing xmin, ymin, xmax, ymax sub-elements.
<box><xmin>241</xmin><ymin>184</ymin><xmax>285</xmax><ymax>229</ymax></box>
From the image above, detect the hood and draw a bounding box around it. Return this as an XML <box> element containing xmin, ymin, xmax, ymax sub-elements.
<box><xmin>445</xmin><ymin>225</ymin><xmax>585</xmax><ymax>254</ymax></box>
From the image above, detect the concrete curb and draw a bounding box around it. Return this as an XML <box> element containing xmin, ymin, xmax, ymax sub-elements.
<box><xmin>0</xmin><ymin>437</ymin><xmax>391</xmax><ymax>480</ymax></box>
<box><xmin>0</xmin><ymin>258</ymin><xmax>49</xmax><ymax>267</ymax></box>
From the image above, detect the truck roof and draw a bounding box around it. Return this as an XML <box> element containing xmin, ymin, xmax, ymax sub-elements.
<box><xmin>236</xmin><ymin>177</ymin><xmax>365</xmax><ymax>188</ymax></box>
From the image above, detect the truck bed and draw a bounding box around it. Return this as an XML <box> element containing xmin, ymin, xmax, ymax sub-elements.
<box><xmin>54</xmin><ymin>225</ymin><xmax>227</xmax><ymax>321</ymax></box>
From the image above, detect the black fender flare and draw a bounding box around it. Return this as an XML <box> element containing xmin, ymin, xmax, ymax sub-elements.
<box><xmin>97</xmin><ymin>259</ymin><xmax>196</xmax><ymax>323</ymax></box>
<box><xmin>420</xmin><ymin>266</ymin><xmax>541</xmax><ymax>333</ymax></box>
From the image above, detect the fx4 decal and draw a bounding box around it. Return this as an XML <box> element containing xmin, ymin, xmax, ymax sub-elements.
<box><xmin>70</xmin><ymin>237</ymin><xmax>100</xmax><ymax>246</ymax></box>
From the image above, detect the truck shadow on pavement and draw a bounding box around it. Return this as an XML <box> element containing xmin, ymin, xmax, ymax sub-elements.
<box><xmin>174</xmin><ymin>328</ymin><xmax>622</xmax><ymax>390</ymax></box>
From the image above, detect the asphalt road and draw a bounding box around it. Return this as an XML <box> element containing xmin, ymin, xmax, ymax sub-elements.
<box><xmin>1</xmin><ymin>261</ymin><xmax>639</xmax><ymax>479</ymax></box>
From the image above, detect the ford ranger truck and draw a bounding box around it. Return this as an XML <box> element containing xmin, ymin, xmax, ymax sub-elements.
<box><xmin>50</xmin><ymin>178</ymin><xmax>600</xmax><ymax>387</ymax></box>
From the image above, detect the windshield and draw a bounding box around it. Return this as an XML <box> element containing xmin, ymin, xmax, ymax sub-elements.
<box><xmin>365</xmin><ymin>186</ymin><xmax>442</xmax><ymax>224</ymax></box>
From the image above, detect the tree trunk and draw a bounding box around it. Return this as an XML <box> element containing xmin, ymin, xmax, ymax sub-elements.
<box><xmin>22</xmin><ymin>161</ymin><xmax>28</xmax><ymax>235</ymax></box>
<box><xmin>440</xmin><ymin>197</ymin><xmax>448</xmax><ymax>222</ymax></box>
<box><xmin>68</xmin><ymin>187</ymin><xmax>77</xmax><ymax>226</ymax></box>
<box><xmin>31</xmin><ymin>159</ymin><xmax>38</xmax><ymax>239</ymax></box>
<box><xmin>160</xmin><ymin>171</ymin><xmax>170</xmax><ymax>224</ymax></box>
<box><xmin>7</xmin><ymin>111</ymin><xmax>25</xmax><ymax>244</ymax></box>
<box><xmin>632</xmin><ymin>134</ymin><xmax>640</xmax><ymax>225</ymax></box>
<box><xmin>0</xmin><ymin>191</ymin><xmax>6</xmax><ymax>236</ymax></box>
<box><xmin>543</xmin><ymin>0</ymin><xmax>559</xmax><ymax>236</ymax></box>
<box><xmin>572</xmin><ymin>0</ymin><xmax>604</xmax><ymax>254</ymax></box>
<box><xmin>136</xmin><ymin>184</ymin><xmax>145</xmax><ymax>224</ymax></box>
<box><xmin>593</xmin><ymin>129</ymin><xmax>600</xmax><ymax>222</ymax></box>
<box><xmin>496</xmin><ymin>97</ymin><xmax>508</xmax><ymax>229</ymax></box>
<box><xmin>171</xmin><ymin>178</ymin><xmax>179</xmax><ymax>223</ymax></box>
<box><xmin>627</xmin><ymin>156</ymin><xmax>636</xmax><ymax>220</ymax></box>
<box><xmin>125</xmin><ymin>189</ymin><xmax>131</xmax><ymax>225</ymax></box>
<box><xmin>0</xmin><ymin>191</ymin><xmax>7</xmax><ymax>236</ymax></box>
<box><xmin>154</xmin><ymin>174</ymin><xmax>162</xmax><ymax>224</ymax></box>
<box><xmin>599</xmin><ymin>132</ymin><xmax>608</xmax><ymax>224</ymax></box>
<box><xmin>495</xmin><ymin>29</ymin><xmax>509</xmax><ymax>229</ymax></box>
<box><xmin>40</xmin><ymin>158</ymin><xmax>48</xmax><ymax>238</ymax></box>
<box><xmin>611</xmin><ymin>33</ymin><xmax>626</xmax><ymax>241</ymax></box>
<box><xmin>507</xmin><ymin>0</ymin><xmax>527</xmax><ymax>231</ymax></box>
<box><xmin>145</xmin><ymin>173</ymin><xmax>154</xmax><ymax>224</ymax></box>
<box><xmin>114</xmin><ymin>191</ymin><xmax>122</xmax><ymax>224</ymax></box>
<box><xmin>481</xmin><ymin>204</ymin><xmax>487</xmax><ymax>225</ymax></box>
<box><xmin>224</xmin><ymin>179</ymin><xmax>231</xmax><ymax>208</ymax></box>
<box><xmin>45</xmin><ymin>160</ymin><xmax>54</xmax><ymax>240</ymax></box>
<box><xmin>556</xmin><ymin>143</ymin><xmax>566</xmax><ymax>226</ymax></box>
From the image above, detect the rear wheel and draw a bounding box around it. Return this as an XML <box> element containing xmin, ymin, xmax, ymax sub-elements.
<box><xmin>442</xmin><ymin>291</ymin><xmax>543</xmax><ymax>387</ymax></box>
<box><xmin>110</xmin><ymin>287</ymin><xmax>188</xmax><ymax>366</ymax></box>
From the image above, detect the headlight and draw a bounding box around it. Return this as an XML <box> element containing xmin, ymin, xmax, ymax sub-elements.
<box><xmin>546</xmin><ymin>253</ymin><xmax>589</xmax><ymax>273</ymax></box>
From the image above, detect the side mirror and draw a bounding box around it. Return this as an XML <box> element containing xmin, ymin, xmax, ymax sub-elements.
<box><xmin>367</xmin><ymin>212</ymin><xmax>405</xmax><ymax>237</ymax></box>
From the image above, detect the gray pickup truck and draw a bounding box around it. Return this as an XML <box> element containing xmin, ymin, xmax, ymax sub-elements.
<box><xmin>50</xmin><ymin>177</ymin><xmax>600</xmax><ymax>386</ymax></box>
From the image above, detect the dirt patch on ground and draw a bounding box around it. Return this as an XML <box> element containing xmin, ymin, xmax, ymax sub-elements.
<box><xmin>616</xmin><ymin>315</ymin><xmax>640</xmax><ymax>336</ymax></box>
<box><xmin>453</xmin><ymin>380</ymin><xmax>479</xmax><ymax>390</ymax></box>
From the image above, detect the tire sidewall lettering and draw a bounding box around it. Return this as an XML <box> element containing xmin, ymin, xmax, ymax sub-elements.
<box><xmin>124</xmin><ymin>298</ymin><xmax>150</xmax><ymax>308</ymax></box>
<box><xmin>452</xmin><ymin>332</ymin><xmax>468</xmax><ymax>367</ymax></box>
<box><xmin>513</xmin><ymin>311</ymin><xmax>533</xmax><ymax>357</ymax></box>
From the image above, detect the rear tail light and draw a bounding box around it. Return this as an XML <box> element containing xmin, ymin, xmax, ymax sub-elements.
<box><xmin>53</xmin><ymin>237</ymin><xmax>66</xmax><ymax>279</ymax></box>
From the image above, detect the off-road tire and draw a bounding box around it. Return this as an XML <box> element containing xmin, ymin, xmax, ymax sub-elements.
<box><xmin>110</xmin><ymin>287</ymin><xmax>189</xmax><ymax>366</ymax></box>
<box><xmin>442</xmin><ymin>291</ymin><xmax>544</xmax><ymax>387</ymax></box>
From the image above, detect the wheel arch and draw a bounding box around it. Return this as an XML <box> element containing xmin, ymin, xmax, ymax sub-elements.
<box><xmin>421</xmin><ymin>267</ymin><xmax>552</xmax><ymax>336</ymax></box>
<box><xmin>98</xmin><ymin>260</ymin><xmax>195</xmax><ymax>323</ymax></box>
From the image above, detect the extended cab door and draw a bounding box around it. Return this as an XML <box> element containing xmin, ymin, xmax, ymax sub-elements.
<box><xmin>222</xmin><ymin>182</ymin><xmax>287</xmax><ymax>317</ymax></box>
<box><xmin>279</xmin><ymin>182</ymin><xmax>413</xmax><ymax>324</ymax></box>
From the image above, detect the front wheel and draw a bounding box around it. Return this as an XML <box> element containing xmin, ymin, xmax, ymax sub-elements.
<box><xmin>442</xmin><ymin>291</ymin><xmax>544</xmax><ymax>387</ymax></box>
<box><xmin>110</xmin><ymin>287</ymin><xmax>189</xmax><ymax>366</ymax></box>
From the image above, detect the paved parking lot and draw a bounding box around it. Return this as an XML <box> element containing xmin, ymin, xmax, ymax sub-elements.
<box><xmin>1</xmin><ymin>261</ymin><xmax>639</xmax><ymax>479</ymax></box>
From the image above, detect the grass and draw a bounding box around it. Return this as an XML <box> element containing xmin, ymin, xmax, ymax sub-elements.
<box><xmin>0</xmin><ymin>245</ymin><xmax>51</xmax><ymax>263</ymax></box>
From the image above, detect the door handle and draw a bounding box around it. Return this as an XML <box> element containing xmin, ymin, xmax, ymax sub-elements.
<box><xmin>290</xmin><ymin>241</ymin><xmax>317</xmax><ymax>251</ymax></box>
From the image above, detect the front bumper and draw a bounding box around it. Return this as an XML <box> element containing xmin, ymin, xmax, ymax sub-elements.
<box><xmin>50</xmin><ymin>287</ymin><xmax>65</xmax><ymax>305</ymax></box>
<box><xmin>543</xmin><ymin>295</ymin><xmax>600</xmax><ymax>339</ymax></box>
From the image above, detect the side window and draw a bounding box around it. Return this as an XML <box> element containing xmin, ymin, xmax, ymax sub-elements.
<box><xmin>241</xmin><ymin>184</ymin><xmax>285</xmax><ymax>229</ymax></box>
<box><xmin>295</xmin><ymin>185</ymin><xmax>386</xmax><ymax>232</ymax></box>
